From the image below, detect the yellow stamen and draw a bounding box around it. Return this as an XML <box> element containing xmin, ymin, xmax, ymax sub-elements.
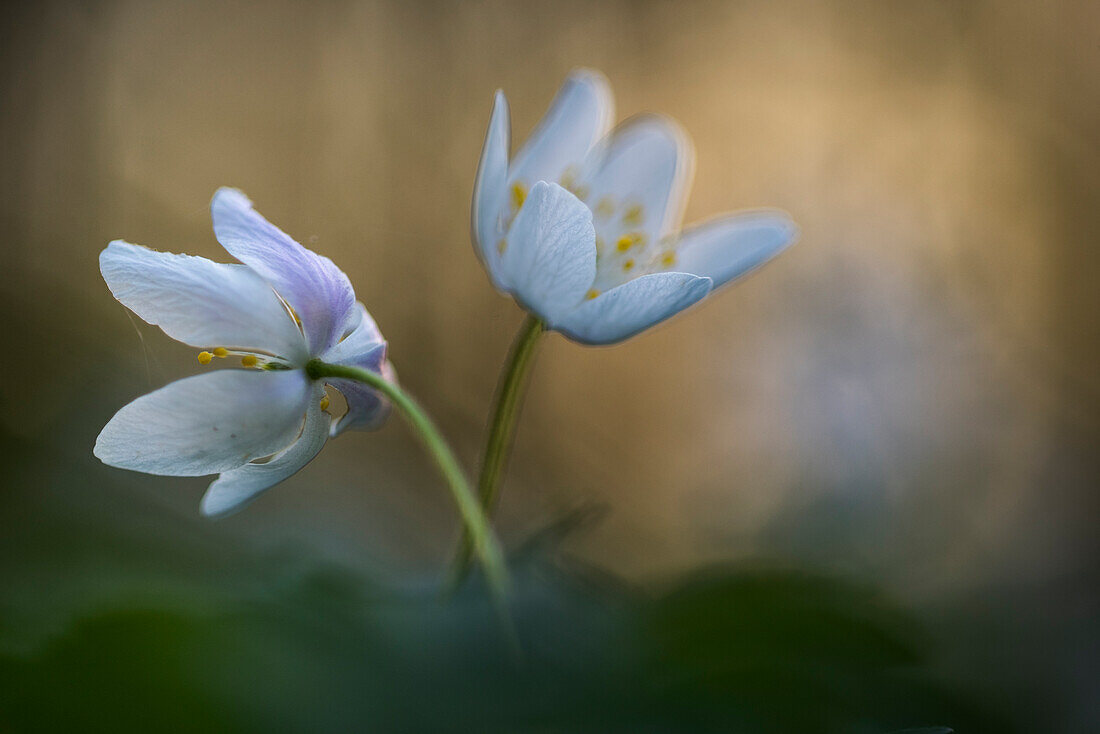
<box><xmin>240</xmin><ymin>355</ymin><xmax>259</xmax><ymax>368</ymax></box>
<box><xmin>511</xmin><ymin>182</ymin><xmax>527</xmax><ymax>211</ymax></box>
<box><xmin>661</xmin><ymin>250</ymin><xmax>677</xmax><ymax>268</ymax></box>
<box><xmin>622</xmin><ymin>204</ymin><xmax>644</xmax><ymax>227</ymax></box>
<box><xmin>585</xmin><ymin>289</ymin><xmax>600</xmax><ymax>300</ymax></box>
<box><xmin>212</xmin><ymin>347</ymin><xmax>229</xmax><ymax>358</ymax></box>
<box><xmin>559</xmin><ymin>167</ymin><xmax>576</xmax><ymax>189</ymax></box>
<box><xmin>319</xmin><ymin>395</ymin><xmax>330</xmax><ymax>412</ymax></box>
<box><xmin>197</xmin><ymin>351</ymin><xmax>213</xmax><ymax>364</ymax></box>
<box><xmin>622</xmin><ymin>258</ymin><xmax>635</xmax><ymax>272</ymax></box>
<box><xmin>572</xmin><ymin>185</ymin><xmax>589</xmax><ymax>201</ymax></box>
<box><xmin>616</xmin><ymin>232</ymin><xmax>645</xmax><ymax>253</ymax></box>
<box><xmin>497</xmin><ymin>238</ymin><xmax>507</xmax><ymax>255</ymax></box>
<box><xmin>594</xmin><ymin>235</ymin><xmax>605</xmax><ymax>255</ymax></box>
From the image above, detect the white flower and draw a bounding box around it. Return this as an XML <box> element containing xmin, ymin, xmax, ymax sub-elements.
<box><xmin>95</xmin><ymin>188</ymin><xmax>393</xmax><ymax>517</ymax></box>
<box><xmin>471</xmin><ymin>69</ymin><xmax>798</xmax><ymax>344</ymax></box>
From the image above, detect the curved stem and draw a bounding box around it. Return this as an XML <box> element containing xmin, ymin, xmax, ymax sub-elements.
<box><xmin>305</xmin><ymin>358</ymin><xmax>509</xmax><ymax>601</ymax></box>
<box><xmin>448</xmin><ymin>315</ymin><xmax>544</xmax><ymax>588</ymax></box>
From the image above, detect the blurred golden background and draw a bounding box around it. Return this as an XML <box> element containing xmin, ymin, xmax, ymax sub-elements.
<box><xmin>2</xmin><ymin>1</ymin><xmax>1098</xmax><ymax>730</ymax></box>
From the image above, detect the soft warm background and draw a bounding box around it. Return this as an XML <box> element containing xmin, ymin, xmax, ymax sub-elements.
<box><xmin>2</xmin><ymin>0</ymin><xmax>1097</xmax><ymax>730</ymax></box>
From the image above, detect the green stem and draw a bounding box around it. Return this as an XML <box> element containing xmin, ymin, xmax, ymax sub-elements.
<box><xmin>448</xmin><ymin>315</ymin><xmax>544</xmax><ymax>588</ymax></box>
<box><xmin>305</xmin><ymin>358</ymin><xmax>509</xmax><ymax>600</ymax></box>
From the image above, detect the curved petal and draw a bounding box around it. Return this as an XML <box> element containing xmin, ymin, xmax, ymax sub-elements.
<box><xmin>328</xmin><ymin>359</ymin><xmax>395</xmax><ymax>436</ymax></box>
<box><xmin>507</xmin><ymin>69</ymin><xmax>614</xmax><ymax>194</ymax></box>
<box><xmin>556</xmin><ymin>271</ymin><xmax>712</xmax><ymax>345</ymax></box>
<box><xmin>499</xmin><ymin>182</ymin><xmax>596</xmax><ymax>323</ymax></box>
<box><xmin>471</xmin><ymin>90</ymin><xmax>511</xmax><ymax>287</ymax></box>
<box><xmin>94</xmin><ymin>370</ymin><xmax>313</xmax><ymax>477</ymax></box>
<box><xmin>319</xmin><ymin>303</ymin><xmax>386</xmax><ymax>367</ymax></box>
<box><xmin>211</xmin><ymin>188</ymin><xmax>356</xmax><ymax>354</ymax></box>
<box><xmin>100</xmin><ymin>241</ymin><xmax>308</xmax><ymax>362</ymax></box>
<box><xmin>579</xmin><ymin>114</ymin><xmax>695</xmax><ymax>246</ymax></box>
<box><xmin>675</xmin><ymin>210</ymin><xmax>798</xmax><ymax>288</ymax></box>
<box><xmin>201</xmin><ymin>382</ymin><xmax>330</xmax><ymax>517</ymax></box>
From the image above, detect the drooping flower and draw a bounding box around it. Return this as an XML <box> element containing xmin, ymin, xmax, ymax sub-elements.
<box><xmin>471</xmin><ymin>69</ymin><xmax>799</xmax><ymax>344</ymax></box>
<box><xmin>95</xmin><ymin>188</ymin><xmax>394</xmax><ymax>517</ymax></box>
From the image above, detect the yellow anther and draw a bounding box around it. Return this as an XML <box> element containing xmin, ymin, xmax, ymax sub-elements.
<box><xmin>197</xmin><ymin>351</ymin><xmax>213</xmax><ymax>364</ymax></box>
<box><xmin>572</xmin><ymin>185</ymin><xmax>589</xmax><ymax>201</ymax></box>
<box><xmin>497</xmin><ymin>238</ymin><xmax>507</xmax><ymax>255</ymax></box>
<box><xmin>595</xmin><ymin>197</ymin><xmax>615</xmax><ymax>219</ymax></box>
<box><xmin>622</xmin><ymin>204</ymin><xmax>644</xmax><ymax>226</ymax></box>
<box><xmin>661</xmin><ymin>250</ymin><xmax>677</xmax><ymax>268</ymax></box>
<box><xmin>622</xmin><ymin>258</ymin><xmax>635</xmax><ymax>272</ymax></box>
<box><xmin>594</xmin><ymin>235</ymin><xmax>605</xmax><ymax>255</ymax></box>
<box><xmin>585</xmin><ymin>289</ymin><xmax>600</xmax><ymax>300</ymax></box>
<box><xmin>319</xmin><ymin>395</ymin><xmax>330</xmax><ymax>412</ymax></box>
<box><xmin>240</xmin><ymin>355</ymin><xmax>259</xmax><ymax>368</ymax></box>
<box><xmin>616</xmin><ymin>232</ymin><xmax>645</xmax><ymax>253</ymax></box>
<box><xmin>212</xmin><ymin>347</ymin><xmax>229</xmax><ymax>359</ymax></box>
<box><xmin>511</xmin><ymin>182</ymin><xmax>527</xmax><ymax>211</ymax></box>
<box><xmin>559</xmin><ymin>167</ymin><xmax>576</xmax><ymax>189</ymax></box>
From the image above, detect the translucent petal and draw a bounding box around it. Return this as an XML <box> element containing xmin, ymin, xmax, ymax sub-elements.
<box><xmin>211</xmin><ymin>188</ymin><xmax>356</xmax><ymax>355</ymax></box>
<box><xmin>471</xmin><ymin>90</ymin><xmax>511</xmax><ymax>287</ymax></box>
<box><xmin>556</xmin><ymin>271</ymin><xmax>711</xmax><ymax>345</ymax></box>
<box><xmin>100</xmin><ymin>241</ymin><xmax>308</xmax><ymax>362</ymax></box>
<box><xmin>200</xmin><ymin>382</ymin><xmax>330</xmax><ymax>517</ymax></box>
<box><xmin>675</xmin><ymin>210</ymin><xmax>799</xmax><ymax>288</ymax></box>
<box><xmin>327</xmin><ymin>359</ymin><xmax>395</xmax><ymax>436</ymax></box>
<box><xmin>317</xmin><ymin>302</ymin><xmax>392</xmax><ymax>437</ymax></box>
<box><xmin>507</xmin><ymin>69</ymin><xmax>614</xmax><ymax>194</ymax></box>
<box><xmin>95</xmin><ymin>370</ymin><xmax>313</xmax><ymax>476</ymax></box>
<box><xmin>499</xmin><ymin>182</ymin><xmax>596</xmax><ymax>324</ymax></box>
<box><xmin>579</xmin><ymin>114</ymin><xmax>695</xmax><ymax>248</ymax></box>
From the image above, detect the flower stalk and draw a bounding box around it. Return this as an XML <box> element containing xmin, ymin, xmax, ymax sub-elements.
<box><xmin>448</xmin><ymin>315</ymin><xmax>544</xmax><ymax>588</ymax></box>
<box><xmin>305</xmin><ymin>358</ymin><xmax>510</xmax><ymax>600</ymax></box>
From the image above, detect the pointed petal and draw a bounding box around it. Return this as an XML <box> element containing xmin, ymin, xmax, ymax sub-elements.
<box><xmin>201</xmin><ymin>382</ymin><xmax>330</xmax><ymax>517</ymax></box>
<box><xmin>556</xmin><ymin>272</ymin><xmax>712</xmax><ymax>345</ymax></box>
<box><xmin>580</xmin><ymin>114</ymin><xmax>695</xmax><ymax>246</ymax></box>
<box><xmin>507</xmin><ymin>69</ymin><xmax>614</xmax><ymax>193</ymax></box>
<box><xmin>328</xmin><ymin>359</ymin><xmax>396</xmax><ymax>436</ymax></box>
<box><xmin>211</xmin><ymin>188</ymin><xmax>356</xmax><ymax>354</ymax></box>
<box><xmin>499</xmin><ymin>182</ymin><xmax>596</xmax><ymax>323</ymax></box>
<box><xmin>100</xmin><ymin>241</ymin><xmax>308</xmax><ymax>361</ymax></box>
<box><xmin>471</xmin><ymin>90</ymin><xmax>511</xmax><ymax>288</ymax></box>
<box><xmin>675</xmin><ymin>210</ymin><xmax>798</xmax><ymax>288</ymax></box>
<box><xmin>94</xmin><ymin>370</ymin><xmax>313</xmax><ymax>477</ymax></box>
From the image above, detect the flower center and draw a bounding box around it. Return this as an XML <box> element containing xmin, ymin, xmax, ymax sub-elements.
<box><xmin>506</xmin><ymin>174</ymin><xmax>682</xmax><ymax>296</ymax></box>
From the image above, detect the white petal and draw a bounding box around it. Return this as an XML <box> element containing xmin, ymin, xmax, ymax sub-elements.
<box><xmin>579</xmin><ymin>114</ymin><xmax>695</xmax><ymax>245</ymax></box>
<box><xmin>320</xmin><ymin>303</ymin><xmax>386</xmax><ymax>367</ymax></box>
<box><xmin>201</xmin><ymin>382</ymin><xmax>330</xmax><ymax>517</ymax></box>
<box><xmin>211</xmin><ymin>188</ymin><xmax>357</xmax><ymax>355</ymax></box>
<box><xmin>100</xmin><ymin>241</ymin><xmax>308</xmax><ymax>362</ymax></box>
<box><xmin>471</xmin><ymin>90</ymin><xmax>511</xmax><ymax>288</ymax></box>
<box><xmin>327</xmin><ymin>359</ymin><xmax>395</xmax><ymax>436</ymax></box>
<box><xmin>499</xmin><ymin>182</ymin><xmax>596</xmax><ymax>323</ymax></box>
<box><xmin>675</xmin><ymin>211</ymin><xmax>798</xmax><ymax>288</ymax></box>
<box><xmin>95</xmin><ymin>370</ymin><xmax>313</xmax><ymax>477</ymax></box>
<box><xmin>507</xmin><ymin>69</ymin><xmax>614</xmax><ymax>193</ymax></box>
<box><xmin>556</xmin><ymin>272</ymin><xmax>712</xmax><ymax>345</ymax></box>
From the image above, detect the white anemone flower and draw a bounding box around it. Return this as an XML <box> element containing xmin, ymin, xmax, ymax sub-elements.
<box><xmin>95</xmin><ymin>188</ymin><xmax>394</xmax><ymax>517</ymax></box>
<box><xmin>471</xmin><ymin>69</ymin><xmax>799</xmax><ymax>344</ymax></box>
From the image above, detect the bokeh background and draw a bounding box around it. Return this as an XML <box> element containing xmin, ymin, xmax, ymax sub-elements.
<box><xmin>2</xmin><ymin>0</ymin><xmax>1097</xmax><ymax>731</ymax></box>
